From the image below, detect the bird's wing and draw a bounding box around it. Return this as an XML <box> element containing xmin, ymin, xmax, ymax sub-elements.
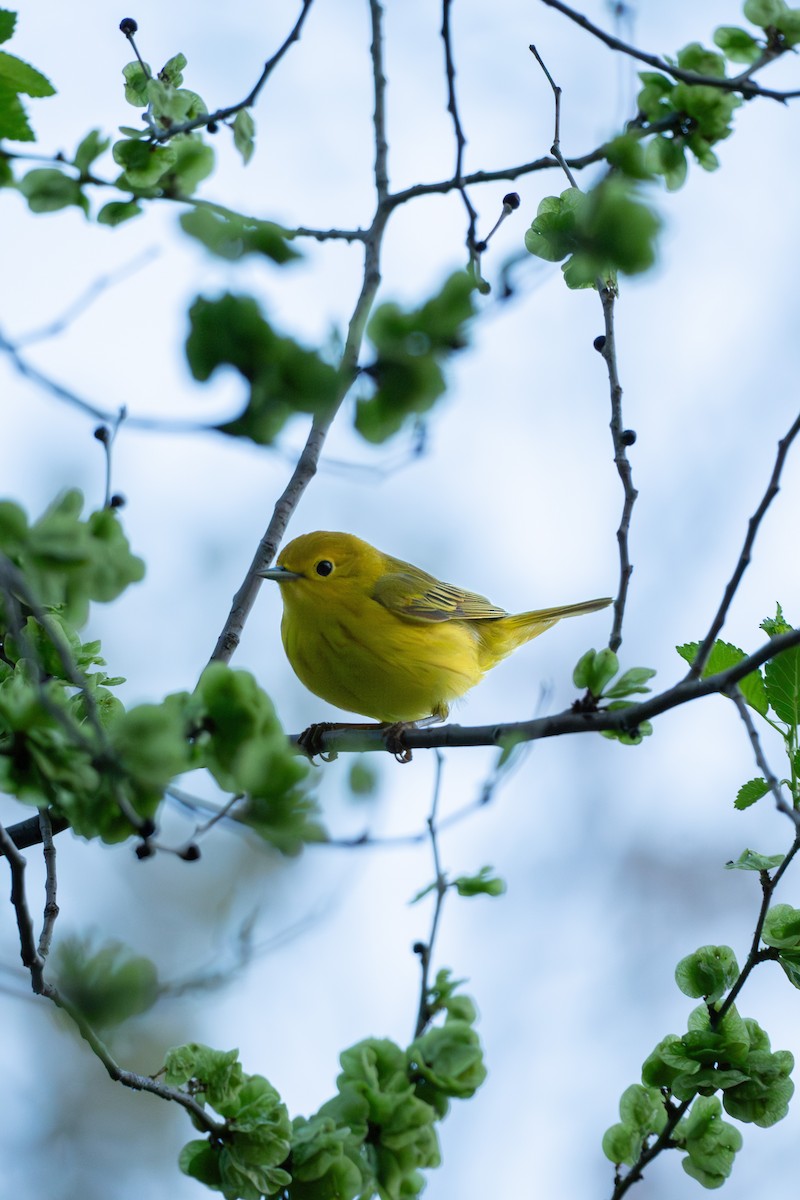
<box><xmin>372</xmin><ymin>562</ymin><xmax>508</xmax><ymax>623</ymax></box>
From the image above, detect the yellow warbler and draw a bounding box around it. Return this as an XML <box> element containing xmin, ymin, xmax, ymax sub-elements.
<box><xmin>260</xmin><ymin>531</ymin><xmax>611</xmax><ymax>723</ymax></box>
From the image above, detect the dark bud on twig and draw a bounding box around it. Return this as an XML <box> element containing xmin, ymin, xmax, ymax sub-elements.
<box><xmin>135</xmin><ymin>841</ymin><xmax>154</xmax><ymax>860</ymax></box>
<box><xmin>206</xmin><ymin>121</ymin><xmax>218</xmax><ymax>134</ymax></box>
<box><xmin>180</xmin><ymin>844</ymin><xmax>201</xmax><ymax>862</ymax></box>
<box><xmin>593</xmin><ymin>335</ymin><xmax>606</xmax><ymax>352</ymax></box>
<box><xmin>474</xmin><ymin>240</ymin><xmax>488</xmax><ymax>254</ymax></box>
<box><xmin>93</xmin><ymin>425</ymin><xmax>109</xmax><ymax>443</ymax></box>
<box><xmin>621</xmin><ymin>429</ymin><xmax>637</xmax><ymax>446</ymax></box>
<box><xmin>502</xmin><ymin>192</ymin><xmax>520</xmax><ymax>210</ymax></box>
<box><xmin>412</xmin><ymin>941</ymin><xmax>426</xmax><ymax>957</ymax></box>
<box><xmin>110</xmin><ymin>494</ymin><xmax>126</xmax><ymax>509</ymax></box>
<box><xmin>119</xmin><ymin>17</ymin><xmax>138</xmax><ymax>35</ymax></box>
<box><xmin>139</xmin><ymin>817</ymin><xmax>157</xmax><ymax>839</ymax></box>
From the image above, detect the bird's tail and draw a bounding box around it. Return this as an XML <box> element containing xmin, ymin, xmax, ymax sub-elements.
<box><xmin>480</xmin><ymin>596</ymin><xmax>612</xmax><ymax>662</ymax></box>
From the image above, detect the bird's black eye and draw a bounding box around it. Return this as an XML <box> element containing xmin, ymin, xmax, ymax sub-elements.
<box><xmin>315</xmin><ymin>559</ymin><xmax>334</xmax><ymax>577</ymax></box>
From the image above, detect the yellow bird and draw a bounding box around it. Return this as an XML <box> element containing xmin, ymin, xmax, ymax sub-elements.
<box><xmin>260</xmin><ymin>531</ymin><xmax>611</xmax><ymax>724</ymax></box>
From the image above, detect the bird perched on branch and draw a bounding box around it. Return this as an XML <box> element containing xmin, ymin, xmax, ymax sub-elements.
<box><xmin>260</xmin><ymin>531</ymin><xmax>611</xmax><ymax>757</ymax></box>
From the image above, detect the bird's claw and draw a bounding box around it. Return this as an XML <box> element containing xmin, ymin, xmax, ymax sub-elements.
<box><xmin>297</xmin><ymin>722</ymin><xmax>341</xmax><ymax>762</ymax></box>
<box><xmin>381</xmin><ymin>722</ymin><xmax>413</xmax><ymax>764</ymax></box>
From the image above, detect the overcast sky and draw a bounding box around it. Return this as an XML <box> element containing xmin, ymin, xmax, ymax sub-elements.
<box><xmin>3</xmin><ymin>2</ymin><xmax>800</xmax><ymax>1198</ymax></box>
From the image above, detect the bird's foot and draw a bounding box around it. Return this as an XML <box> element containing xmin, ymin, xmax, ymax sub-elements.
<box><xmin>297</xmin><ymin>721</ymin><xmax>345</xmax><ymax>761</ymax></box>
<box><xmin>296</xmin><ymin>720</ymin><xmax>414</xmax><ymax>763</ymax></box>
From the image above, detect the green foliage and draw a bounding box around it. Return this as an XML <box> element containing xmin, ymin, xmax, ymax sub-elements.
<box><xmin>524</xmin><ymin>180</ymin><xmax>661</xmax><ymax>288</ymax></box>
<box><xmin>347</xmin><ymin>756</ymin><xmax>379</xmax><ymax>797</ymax></box>
<box><xmin>453</xmin><ymin>865</ymin><xmax>506</xmax><ymax>898</ymax></box>
<box><xmin>186</xmin><ymin>293</ymin><xmax>341</xmax><ymax>445</ymax></box>
<box><xmin>179</xmin><ymin>208</ymin><xmax>300</xmax><ymax>265</ymax></box>
<box><xmin>170</xmin><ymin>975</ymin><xmax>485</xmax><ymax>1199</ymax></box>
<box><xmin>0</xmin><ymin>8</ymin><xmax>55</xmax><ymax>142</ymax></box>
<box><xmin>734</xmin><ymin>777</ymin><xmax>771</xmax><ymax>810</ymax></box>
<box><xmin>18</xmin><ymin>167</ymin><xmax>88</xmax><ymax>215</ymax></box>
<box><xmin>713</xmin><ymin>25</ymin><xmax>762</xmax><ymax>63</ymax></box>
<box><xmin>573</xmin><ymin>648</ymin><xmax>655</xmax><ymax>744</ymax></box>
<box><xmin>193</xmin><ymin>663</ymin><xmax>324</xmax><ymax>854</ymax></box>
<box><xmin>602</xmin><ymin>1084</ymin><xmax>667</xmax><ymax>1166</ymax></box>
<box><xmin>744</xmin><ymin>0</ymin><xmax>800</xmax><ymax>44</ymax></box>
<box><xmin>675</xmin><ymin>946</ymin><xmax>739</xmax><ymax>1004</ymax></box>
<box><xmin>54</xmin><ymin>935</ymin><xmax>159</xmax><ymax>1028</ymax></box>
<box><xmin>0</xmin><ymin>491</ymin><xmax>144</xmax><ymax>629</ymax></box>
<box><xmin>725</xmin><ymin>848</ymin><xmax>784</xmax><ymax>871</ymax></box>
<box><xmin>355</xmin><ymin>272</ymin><xmax>476</xmax><ymax>443</ymax></box>
<box><xmin>675</xmin><ymin>1096</ymin><xmax>742</xmax><ymax>1188</ymax></box>
<box><xmin>679</xmin><ymin>608</ymin><xmax>800</xmax><ymax>815</ymax></box>
<box><xmin>233</xmin><ymin>109</ymin><xmax>256</xmax><ymax>164</ymax></box>
<box><xmin>168</xmin><ymin>1044</ymin><xmax>293</xmax><ymax>1200</ymax></box>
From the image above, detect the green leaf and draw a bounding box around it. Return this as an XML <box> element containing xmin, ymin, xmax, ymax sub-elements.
<box><xmin>604</xmin><ymin>666</ymin><xmax>656</xmax><ymax>699</ymax></box>
<box><xmin>112</xmin><ymin>136</ymin><xmax>177</xmax><ymax>188</ymax></box>
<box><xmin>764</xmin><ymin>645</ymin><xmax>800</xmax><ymax>726</ymax></box>
<box><xmin>0</xmin><ymin>10</ymin><xmax>16</xmax><ymax>43</ymax></box>
<box><xmin>674</xmin><ymin>945</ymin><xmax>739</xmax><ymax>1003</ymax></box>
<box><xmin>74</xmin><ymin>128</ymin><xmax>110</xmax><ymax>175</ymax></box>
<box><xmin>186</xmin><ymin>294</ymin><xmax>341</xmax><ymax>445</ymax></box>
<box><xmin>159</xmin><ymin>53</ymin><xmax>187</xmax><ymax>87</ymax></box>
<box><xmin>762</xmin><ymin>903</ymin><xmax>800</xmax><ymax>949</ymax></box>
<box><xmin>122</xmin><ymin>60</ymin><xmax>150</xmax><ymax>106</ymax></box>
<box><xmin>600</xmin><ymin>701</ymin><xmax>653</xmax><ymax>745</ymax></box>
<box><xmin>453</xmin><ymin>866</ymin><xmax>506</xmax><ymax>898</ymax></box>
<box><xmin>676</xmin><ymin>1096</ymin><xmax>742</xmax><ymax>1188</ymax></box>
<box><xmin>233</xmin><ymin>108</ymin><xmax>256</xmax><ymax>164</ymax></box>
<box><xmin>408</xmin><ymin>1020</ymin><xmax>487</xmax><ymax>1099</ymax></box>
<box><xmin>357</xmin><ymin>272</ymin><xmax>476</xmax><ymax>443</ymax></box>
<box><xmin>775</xmin><ymin>9</ymin><xmax>800</xmax><ymax>44</ymax></box>
<box><xmin>676</xmin><ymin>639</ymin><xmax>768</xmax><ymax>716</ymax></box>
<box><xmin>725</xmin><ymin>847</ymin><xmax>784</xmax><ymax>871</ymax></box>
<box><xmin>54</xmin><ymin>935</ymin><xmax>158</xmax><ymax>1028</ymax></box>
<box><xmin>0</xmin><ymin>48</ymin><xmax>55</xmax><ymax>97</ymax></box>
<box><xmin>734</xmin><ymin>777</ymin><xmax>771</xmax><ymax>810</ymax></box>
<box><xmin>179</xmin><ymin>208</ymin><xmax>299</xmax><ymax>264</ymax></box>
<box><xmin>97</xmin><ymin>199</ymin><xmax>142</xmax><ymax>226</ymax></box>
<box><xmin>713</xmin><ymin>25</ymin><xmax>762</xmax><ymax>63</ymax></box>
<box><xmin>761</xmin><ymin>604</ymin><xmax>791</xmax><ymax>637</ymax></box>
<box><xmin>18</xmin><ymin>167</ymin><xmax>88</xmax><ymax>215</ymax></box>
<box><xmin>676</xmin><ymin>42</ymin><xmax>727</xmax><ymax>77</ymax></box>
<box><xmin>744</xmin><ymin>0</ymin><xmax>789</xmax><ymax>28</ymax></box>
<box><xmin>645</xmin><ymin>135</ymin><xmax>688</xmax><ymax>192</ymax></box>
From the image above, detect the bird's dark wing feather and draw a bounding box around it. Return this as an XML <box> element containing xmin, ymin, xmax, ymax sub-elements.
<box><xmin>372</xmin><ymin>560</ymin><xmax>507</xmax><ymax>623</ymax></box>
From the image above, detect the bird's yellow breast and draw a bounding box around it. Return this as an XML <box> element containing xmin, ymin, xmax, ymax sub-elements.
<box><xmin>280</xmin><ymin>578</ymin><xmax>482</xmax><ymax>722</ymax></box>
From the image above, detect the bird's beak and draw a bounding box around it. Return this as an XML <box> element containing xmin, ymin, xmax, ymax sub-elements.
<box><xmin>258</xmin><ymin>565</ymin><xmax>302</xmax><ymax>582</ymax></box>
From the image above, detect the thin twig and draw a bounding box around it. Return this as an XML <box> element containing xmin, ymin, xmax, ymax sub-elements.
<box><xmin>609</xmin><ymin>1098</ymin><xmax>693</xmax><ymax>1199</ymax></box>
<box><xmin>541</xmin><ymin>0</ymin><xmax>799</xmax><ymax>103</ymax></box>
<box><xmin>414</xmin><ymin>749</ymin><xmax>447</xmax><ymax>1038</ymax></box>
<box><xmin>529</xmin><ymin>45</ymin><xmax>578</xmax><ymax>188</ymax></box>
<box><xmin>37</xmin><ymin>809</ymin><xmax>59</xmax><ymax>960</ymax></box>
<box><xmin>599</xmin><ymin>286</ymin><xmax>637</xmax><ymax>652</ymax></box>
<box><xmin>149</xmin><ymin>0</ymin><xmax>317</xmax><ymax>142</ymax></box>
<box><xmin>689</xmin><ymin>410</ymin><xmax>800</xmax><ymax>678</ymax></box>
<box><xmin>441</xmin><ymin>0</ymin><xmax>479</xmax><ymax>252</ymax></box>
<box><xmin>210</xmin><ymin>0</ymin><xmax>392</xmax><ymax>665</ymax></box>
<box><xmin>727</xmin><ymin>688</ymin><xmax>799</xmax><ymax>827</ymax></box>
<box><xmin>0</xmin><ymin>820</ymin><xmax>46</xmax><ymax>993</ymax></box>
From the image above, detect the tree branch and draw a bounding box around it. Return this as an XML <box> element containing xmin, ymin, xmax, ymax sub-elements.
<box><xmin>689</xmin><ymin>410</ymin><xmax>800</xmax><ymax>678</ymax></box>
<box><xmin>541</xmin><ymin>0</ymin><xmax>800</xmax><ymax>103</ymax></box>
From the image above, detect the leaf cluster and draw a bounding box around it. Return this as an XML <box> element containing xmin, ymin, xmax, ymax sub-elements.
<box><xmin>171</xmin><ymin>971</ymin><xmax>486</xmax><ymax>1200</ymax></box>
<box><xmin>356</xmin><ymin>272</ymin><xmax>477</xmax><ymax>442</ymax></box>
<box><xmin>572</xmin><ymin>647</ymin><xmax>656</xmax><ymax>744</ymax></box>
<box><xmin>605</xmin><ymin>942</ymin><xmax>794</xmax><ymax>1188</ymax></box>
